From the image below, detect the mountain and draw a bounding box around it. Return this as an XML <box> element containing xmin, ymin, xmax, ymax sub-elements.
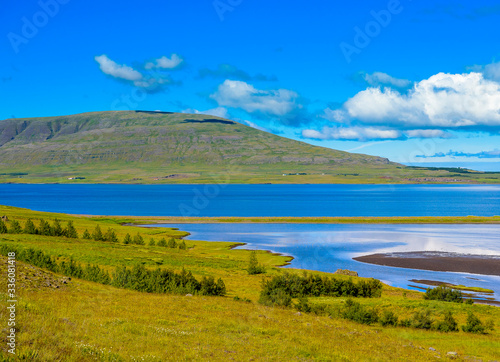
<box><xmin>0</xmin><ymin>111</ymin><xmax>495</xmax><ymax>183</ymax></box>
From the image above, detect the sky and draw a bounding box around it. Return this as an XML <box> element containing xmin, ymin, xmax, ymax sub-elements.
<box><xmin>2</xmin><ymin>0</ymin><xmax>500</xmax><ymax>170</ymax></box>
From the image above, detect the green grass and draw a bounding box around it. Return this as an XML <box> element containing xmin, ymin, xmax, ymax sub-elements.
<box><xmin>1</xmin><ymin>110</ymin><xmax>499</xmax><ymax>184</ymax></box>
<box><xmin>0</xmin><ymin>205</ymin><xmax>499</xmax><ymax>361</ymax></box>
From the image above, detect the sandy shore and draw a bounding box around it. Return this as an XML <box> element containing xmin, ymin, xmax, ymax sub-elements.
<box><xmin>353</xmin><ymin>251</ymin><xmax>500</xmax><ymax>276</ymax></box>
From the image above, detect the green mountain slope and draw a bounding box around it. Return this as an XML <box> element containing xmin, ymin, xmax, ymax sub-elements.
<box><xmin>0</xmin><ymin>111</ymin><xmax>497</xmax><ymax>183</ymax></box>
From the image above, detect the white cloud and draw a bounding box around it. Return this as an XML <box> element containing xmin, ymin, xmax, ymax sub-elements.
<box><xmin>95</xmin><ymin>55</ymin><xmax>143</xmax><ymax>81</ymax></box>
<box><xmin>210</xmin><ymin>80</ymin><xmax>301</xmax><ymax>117</ymax></box>
<box><xmin>362</xmin><ymin>72</ymin><xmax>411</xmax><ymax>88</ymax></box>
<box><xmin>405</xmin><ymin>129</ymin><xmax>452</xmax><ymax>138</ymax></box>
<box><xmin>343</xmin><ymin>72</ymin><xmax>500</xmax><ymax>129</ymax></box>
<box><xmin>181</xmin><ymin>107</ymin><xmax>229</xmax><ymax>119</ymax></box>
<box><xmin>145</xmin><ymin>54</ymin><xmax>183</xmax><ymax>69</ymax></box>
<box><xmin>473</xmin><ymin>61</ymin><xmax>500</xmax><ymax>82</ymax></box>
<box><xmin>302</xmin><ymin>126</ymin><xmax>402</xmax><ymax>141</ymax></box>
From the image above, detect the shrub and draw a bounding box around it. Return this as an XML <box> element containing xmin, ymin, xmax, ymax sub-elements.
<box><xmin>0</xmin><ymin>244</ymin><xmax>225</xmax><ymax>297</ymax></box>
<box><xmin>38</xmin><ymin>219</ymin><xmax>53</xmax><ymax>236</ymax></box>
<box><xmin>123</xmin><ymin>233</ymin><xmax>132</xmax><ymax>244</ymax></box>
<box><xmin>92</xmin><ymin>225</ymin><xmax>104</xmax><ymax>241</ymax></box>
<box><xmin>380</xmin><ymin>310</ymin><xmax>399</xmax><ymax>326</ymax></box>
<box><xmin>259</xmin><ymin>288</ymin><xmax>292</xmax><ymax>307</ymax></box>
<box><xmin>258</xmin><ymin>272</ymin><xmax>382</xmax><ymax>300</ymax></box>
<box><xmin>341</xmin><ymin>299</ymin><xmax>379</xmax><ymax>325</ymax></box>
<box><xmin>133</xmin><ymin>233</ymin><xmax>144</xmax><ymax>245</ymax></box>
<box><xmin>24</xmin><ymin>219</ymin><xmax>37</xmax><ymax>234</ymax></box>
<box><xmin>411</xmin><ymin>309</ymin><xmax>433</xmax><ymax>330</ymax></box>
<box><xmin>149</xmin><ymin>238</ymin><xmax>155</xmax><ymax>246</ymax></box>
<box><xmin>82</xmin><ymin>229</ymin><xmax>91</xmax><ymax>239</ymax></box>
<box><xmin>295</xmin><ymin>297</ymin><xmax>312</xmax><ymax>313</ymax></box>
<box><xmin>435</xmin><ymin>311</ymin><xmax>458</xmax><ymax>332</ymax></box>
<box><xmin>247</xmin><ymin>251</ymin><xmax>266</xmax><ymax>275</ymax></box>
<box><xmin>461</xmin><ymin>312</ymin><xmax>492</xmax><ymax>334</ymax></box>
<box><xmin>8</xmin><ymin>220</ymin><xmax>22</xmax><ymax>234</ymax></box>
<box><xmin>64</xmin><ymin>221</ymin><xmax>78</xmax><ymax>238</ymax></box>
<box><xmin>52</xmin><ymin>219</ymin><xmax>64</xmax><ymax>236</ymax></box>
<box><xmin>158</xmin><ymin>238</ymin><xmax>167</xmax><ymax>247</ymax></box>
<box><xmin>104</xmin><ymin>228</ymin><xmax>118</xmax><ymax>243</ymax></box>
<box><xmin>0</xmin><ymin>219</ymin><xmax>7</xmax><ymax>234</ymax></box>
<box><xmin>167</xmin><ymin>237</ymin><xmax>176</xmax><ymax>248</ymax></box>
<box><xmin>178</xmin><ymin>241</ymin><xmax>187</xmax><ymax>250</ymax></box>
<box><xmin>424</xmin><ymin>286</ymin><xmax>463</xmax><ymax>303</ymax></box>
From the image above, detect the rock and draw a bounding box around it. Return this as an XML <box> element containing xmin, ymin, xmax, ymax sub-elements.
<box><xmin>334</xmin><ymin>269</ymin><xmax>358</xmax><ymax>277</ymax></box>
<box><xmin>429</xmin><ymin>347</ymin><xmax>436</xmax><ymax>351</ymax></box>
<box><xmin>446</xmin><ymin>352</ymin><xmax>458</xmax><ymax>359</ymax></box>
<box><xmin>185</xmin><ymin>293</ymin><xmax>193</xmax><ymax>297</ymax></box>
<box><xmin>295</xmin><ymin>312</ymin><xmax>302</xmax><ymax>316</ymax></box>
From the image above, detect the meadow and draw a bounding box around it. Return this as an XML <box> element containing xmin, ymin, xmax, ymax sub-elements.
<box><xmin>0</xmin><ymin>205</ymin><xmax>499</xmax><ymax>361</ymax></box>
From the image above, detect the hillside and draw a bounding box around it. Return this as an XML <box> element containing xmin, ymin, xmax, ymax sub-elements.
<box><xmin>0</xmin><ymin>111</ymin><xmax>498</xmax><ymax>183</ymax></box>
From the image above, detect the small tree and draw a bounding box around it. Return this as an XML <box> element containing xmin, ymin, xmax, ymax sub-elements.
<box><xmin>157</xmin><ymin>238</ymin><xmax>167</xmax><ymax>247</ymax></box>
<box><xmin>52</xmin><ymin>219</ymin><xmax>64</xmax><ymax>236</ymax></box>
<box><xmin>82</xmin><ymin>229</ymin><xmax>91</xmax><ymax>239</ymax></box>
<box><xmin>123</xmin><ymin>233</ymin><xmax>132</xmax><ymax>244</ymax></box>
<box><xmin>178</xmin><ymin>241</ymin><xmax>187</xmax><ymax>250</ymax></box>
<box><xmin>133</xmin><ymin>233</ymin><xmax>144</xmax><ymax>245</ymax></box>
<box><xmin>247</xmin><ymin>251</ymin><xmax>265</xmax><ymax>275</ymax></box>
<box><xmin>0</xmin><ymin>219</ymin><xmax>7</xmax><ymax>234</ymax></box>
<box><xmin>149</xmin><ymin>238</ymin><xmax>155</xmax><ymax>246</ymax></box>
<box><xmin>105</xmin><ymin>228</ymin><xmax>118</xmax><ymax>243</ymax></box>
<box><xmin>167</xmin><ymin>237</ymin><xmax>177</xmax><ymax>248</ymax></box>
<box><xmin>8</xmin><ymin>220</ymin><xmax>22</xmax><ymax>234</ymax></box>
<box><xmin>64</xmin><ymin>221</ymin><xmax>78</xmax><ymax>238</ymax></box>
<box><xmin>92</xmin><ymin>225</ymin><xmax>103</xmax><ymax>241</ymax></box>
<box><xmin>24</xmin><ymin>219</ymin><xmax>37</xmax><ymax>234</ymax></box>
<box><xmin>435</xmin><ymin>311</ymin><xmax>458</xmax><ymax>332</ymax></box>
<box><xmin>38</xmin><ymin>219</ymin><xmax>52</xmax><ymax>236</ymax></box>
<box><xmin>461</xmin><ymin>312</ymin><xmax>492</xmax><ymax>334</ymax></box>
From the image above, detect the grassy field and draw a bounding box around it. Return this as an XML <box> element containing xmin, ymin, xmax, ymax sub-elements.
<box><xmin>1</xmin><ymin>111</ymin><xmax>500</xmax><ymax>184</ymax></box>
<box><xmin>0</xmin><ymin>205</ymin><xmax>499</xmax><ymax>361</ymax></box>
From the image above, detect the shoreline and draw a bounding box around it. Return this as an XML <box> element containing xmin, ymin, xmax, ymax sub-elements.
<box><xmin>122</xmin><ymin>215</ymin><xmax>500</xmax><ymax>224</ymax></box>
<box><xmin>354</xmin><ymin>251</ymin><xmax>500</xmax><ymax>277</ymax></box>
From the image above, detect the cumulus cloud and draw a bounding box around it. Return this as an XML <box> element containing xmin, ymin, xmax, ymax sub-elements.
<box><xmin>210</xmin><ymin>80</ymin><xmax>306</xmax><ymax>125</ymax></box>
<box><xmin>95</xmin><ymin>54</ymin><xmax>182</xmax><ymax>92</ymax></box>
<box><xmin>341</xmin><ymin>72</ymin><xmax>500</xmax><ymax>129</ymax></box>
<box><xmin>471</xmin><ymin>61</ymin><xmax>500</xmax><ymax>82</ymax></box>
<box><xmin>302</xmin><ymin>126</ymin><xmax>402</xmax><ymax>141</ymax></box>
<box><xmin>417</xmin><ymin>149</ymin><xmax>500</xmax><ymax>159</ymax></box>
<box><xmin>181</xmin><ymin>107</ymin><xmax>229</xmax><ymax>119</ymax></box>
<box><xmin>198</xmin><ymin>64</ymin><xmax>277</xmax><ymax>82</ymax></box>
<box><xmin>362</xmin><ymin>71</ymin><xmax>411</xmax><ymax>88</ymax></box>
<box><xmin>302</xmin><ymin>126</ymin><xmax>453</xmax><ymax>141</ymax></box>
<box><xmin>95</xmin><ymin>55</ymin><xmax>143</xmax><ymax>82</ymax></box>
<box><xmin>145</xmin><ymin>54</ymin><xmax>183</xmax><ymax>70</ymax></box>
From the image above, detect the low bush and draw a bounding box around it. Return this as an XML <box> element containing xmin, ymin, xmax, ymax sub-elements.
<box><xmin>341</xmin><ymin>299</ymin><xmax>378</xmax><ymax>325</ymax></box>
<box><xmin>424</xmin><ymin>286</ymin><xmax>463</xmax><ymax>303</ymax></box>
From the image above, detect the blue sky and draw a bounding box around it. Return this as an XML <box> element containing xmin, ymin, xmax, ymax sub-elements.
<box><xmin>2</xmin><ymin>0</ymin><xmax>500</xmax><ymax>170</ymax></box>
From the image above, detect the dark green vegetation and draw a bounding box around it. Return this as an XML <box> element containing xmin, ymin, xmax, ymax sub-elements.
<box><xmin>0</xmin><ymin>205</ymin><xmax>499</xmax><ymax>360</ymax></box>
<box><xmin>1</xmin><ymin>111</ymin><xmax>499</xmax><ymax>183</ymax></box>
<box><xmin>424</xmin><ymin>286</ymin><xmax>466</xmax><ymax>303</ymax></box>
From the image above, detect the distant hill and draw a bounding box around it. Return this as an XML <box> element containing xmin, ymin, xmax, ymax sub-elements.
<box><xmin>0</xmin><ymin>111</ymin><xmax>497</xmax><ymax>184</ymax></box>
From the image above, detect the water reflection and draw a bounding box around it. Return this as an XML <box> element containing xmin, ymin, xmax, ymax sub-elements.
<box><xmin>156</xmin><ymin>223</ymin><xmax>500</xmax><ymax>301</ymax></box>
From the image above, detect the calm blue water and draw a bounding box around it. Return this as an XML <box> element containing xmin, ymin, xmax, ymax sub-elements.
<box><xmin>159</xmin><ymin>223</ymin><xmax>500</xmax><ymax>301</ymax></box>
<box><xmin>0</xmin><ymin>184</ymin><xmax>499</xmax><ymax>216</ymax></box>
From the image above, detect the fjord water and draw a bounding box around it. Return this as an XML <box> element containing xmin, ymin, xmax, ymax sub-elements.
<box><xmin>1</xmin><ymin>184</ymin><xmax>499</xmax><ymax>299</ymax></box>
<box><xmin>160</xmin><ymin>223</ymin><xmax>500</xmax><ymax>301</ymax></box>
<box><xmin>0</xmin><ymin>184</ymin><xmax>499</xmax><ymax>216</ymax></box>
